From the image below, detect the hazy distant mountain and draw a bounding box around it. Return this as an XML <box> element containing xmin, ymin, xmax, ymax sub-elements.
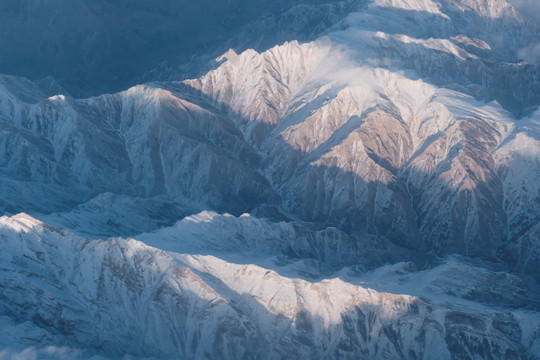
<box><xmin>0</xmin><ymin>0</ymin><xmax>355</xmax><ymax>97</ymax></box>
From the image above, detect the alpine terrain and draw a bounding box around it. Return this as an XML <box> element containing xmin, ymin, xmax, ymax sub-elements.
<box><xmin>0</xmin><ymin>0</ymin><xmax>539</xmax><ymax>359</ymax></box>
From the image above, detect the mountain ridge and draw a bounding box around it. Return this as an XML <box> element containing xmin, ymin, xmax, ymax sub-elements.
<box><xmin>1</xmin><ymin>212</ymin><xmax>539</xmax><ymax>359</ymax></box>
<box><xmin>0</xmin><ymin>0</ymin><xmax>540</xmax><ymax>358</ymax></box>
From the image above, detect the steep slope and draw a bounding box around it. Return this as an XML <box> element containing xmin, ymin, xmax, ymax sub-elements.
<box><xmin>1</xmin><ymin>213</ymin><xmax>538</xmax><ymax>359</ymax></box>
<box><xmin>0</xmin><ymin>76</ymin><xmax>277</xmax><ymax>223</ymax></box>
<box><xmin>1</xmin><ymin>1</ymin><xmax>540</xmax><ymax>358</ymax></box>
<box><xmin>186</xmin><ymin>40</ymin><xmax>539</xmax><ymax>262</ymax></box>
<box><xmin>0</xmin><ymin>0</ymin><xmax>539</xmax><ymax>267</ymax></box>
<box><xmin>182</xmin><ymin>0</ymin><xmax>540</xmax><ymax>263</ymax></box>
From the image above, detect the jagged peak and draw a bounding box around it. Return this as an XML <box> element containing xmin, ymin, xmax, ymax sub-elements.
<box><xmin>8</xmin><ymin>212</ymin><xmax>47</xmax><ymax>227</ymax></box>
<box><xmin>216</xmin><ymin>49</ymin><xmax>238</xmax><ymax>63</ymax></box>
<box><xmin>0</xmin><ymin>213</ymin><xmax>69</xmax><ymax>237</ymax></box>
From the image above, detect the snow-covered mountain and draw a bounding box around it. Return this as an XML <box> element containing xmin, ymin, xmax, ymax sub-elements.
<box><xmin>1</xmin><ymin>0</ymin><xmax>540</xmax><ymax>358</ymax></box>
<box><xmin>2</xmin><ymin>213</ymin><xmax>539</xmax><ymax>359</ymax></box>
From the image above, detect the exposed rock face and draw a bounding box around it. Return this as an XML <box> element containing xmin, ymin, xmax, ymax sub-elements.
<box><xmin>0</xmin><ymin>0</ymin><xmax>540</xmax><ymax>358</ymax></box>
<box><xmin>0</xmin><ymin>79</ymin><xmax>278</xmax><ymax>217</ymax></box>
<box><xmin>1</xmin><ymin>214</ymin><xmax>538</xmax><ymax>359</ymax></box>
<box><xmin>1</xmin><ymin>0</ymin><xmax>540</xmax><ymax>265</ymax></box>
<box><xmin>187</xmin><ymin>41</ymin><xmax>538</xmax><ymax>262</ymax></box>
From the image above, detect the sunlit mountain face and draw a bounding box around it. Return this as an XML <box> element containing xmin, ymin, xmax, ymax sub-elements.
<box><xmin>0</xmin><ymin>0</ymin><xmax>539</xmax><ymax>359</ymax></box>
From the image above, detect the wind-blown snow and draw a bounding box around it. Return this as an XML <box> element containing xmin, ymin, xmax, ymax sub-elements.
<box><xmin>0</xmin><ymin>0</ymin><xmax>539</xmax><ymax>358</ymax></box>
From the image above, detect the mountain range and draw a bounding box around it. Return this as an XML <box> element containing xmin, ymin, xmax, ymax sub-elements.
<box><xmin>0</xmin><ymin>0</ymin><xmax>539</xmax><ymax>358</ymax></box>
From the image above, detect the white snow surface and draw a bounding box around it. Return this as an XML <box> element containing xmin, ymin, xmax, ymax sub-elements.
<box><xmin>1</xmin><ymin>213</ymin><xmax>539</xmax><ymax>359</ymax></box>
<box><xmin>0</xmin><ymin>0</ymin><xmax>540</xmax><ymax>358</ymax></box>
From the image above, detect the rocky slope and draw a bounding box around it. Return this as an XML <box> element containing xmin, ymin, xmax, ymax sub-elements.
<box><xmin>0</xmin><ymin>0</ymin><xmax>540</xmax><ymax>358</ymax></box>
<box><xmin>1</xmin><ymin>34</ymin><xmax>538</xmax><ymax>264</ymax></box>
<box><xmin>1</xmin><ymin>213</ymin><xmax>539</xmax><ymax>359</ymax></box>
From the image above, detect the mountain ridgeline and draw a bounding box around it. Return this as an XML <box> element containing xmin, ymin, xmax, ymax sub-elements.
<box><xmin>0</xmin><ymin>0</ymin><xmax>540</xmax><ymax>358</ymax></box>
